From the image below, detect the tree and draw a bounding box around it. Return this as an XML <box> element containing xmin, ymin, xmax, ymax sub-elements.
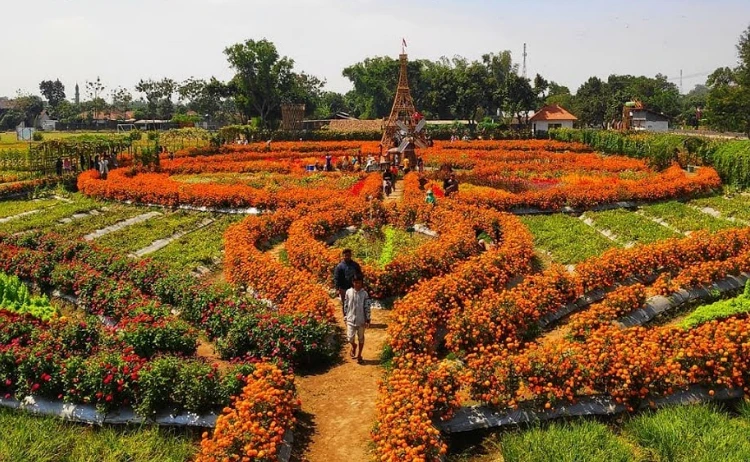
<box><xmin>505</xmin><ymin>73</ymin><xmax>536</xmax><ymax>125</ymax></box>
<box><xmin>343</xmin><ymin>56</ymin><xmax>402</xmax><ymax>119</ymax></box>
<box><xmin>136</xmin><ymin>78</ymin><xmax>176</xmax><ymax>120</ymax></box>
<box><xmin>573</xmin><ymin>77</ymin><xmax>609</xmax><ymax>128</ymax></box>
<box><xmin>545</xmin><ymin>82</ymin><xmax>573</xmax><ymax>110</ymax></box>
<box><xmin>39</xmin><ymin>79</ymin><xmax>66</xmax><ymax>110</ymax></box>
<box><xmin>7</xmin><ymin>94</ymin><xmax>44</xmax><ymax>128</ymax></box>
<box><xmin>224</xmin><ymin>38</ymin><xmax>296</xmax><ymax>126</ymax></box>
<box><xmin>111</xmin><ymin>87</ymin><xmax>133</xmax><ymax>119</ymax></box>
<box><xmin>85</xmin><ymin>77</ymin><xmax>106</xmax><ymax>119</ymax></box>
<box><xmin>704</xmin><ymin>23</ymin><xmax>750</xmax><ymax>135</ymax></box>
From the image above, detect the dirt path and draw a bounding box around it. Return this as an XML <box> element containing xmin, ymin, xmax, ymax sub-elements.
<box><xmin>263</xmin><ymin>229</ymin><xmax>391</xmax><ymax>461</ymax></box>
<box><xmin>383</xmin><ymin>179</ymin><xmax>404</xmax><ymax>204</ymax></box>
<box><xmin>293</xmin><ymin>304</ymin><xmax>389</xmax><ymax>462</ymax></box>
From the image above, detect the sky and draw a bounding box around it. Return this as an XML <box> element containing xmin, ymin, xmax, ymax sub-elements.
<box><xmin>1</xmin><ymin>0</ymin><xmax>749</xmax><ymax>101</ymax></box>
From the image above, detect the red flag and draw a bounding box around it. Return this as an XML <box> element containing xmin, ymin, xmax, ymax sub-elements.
<box><xmin>402</xmin><ymin>38</ymin><xmax>407</xmax><ymax>48</ymax></box>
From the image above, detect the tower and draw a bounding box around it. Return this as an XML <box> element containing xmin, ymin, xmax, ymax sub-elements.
<box><xmin>381</xmin><ymin>53</ymin><xmax>427</xmax><ymax>164</ymax></box>
<box><xmin>74</xmin><ymin>83</ymin><xmax>80</xmax><ymax>106</ymax></box>
<box><xmin>522</xmin><ymin>43</ymin><xmax>528</xmax><ymax>79</ymax></box>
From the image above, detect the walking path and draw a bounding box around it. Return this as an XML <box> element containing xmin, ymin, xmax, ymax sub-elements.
<box><xmin>285</xmin><ymin>187</ymin><xmax>402</xmax><ymax>461</ymax></box>
<box><xmin>383</xmin><ymin>178</ymin><xmax>404</xmax><ymax>204</ymax></box>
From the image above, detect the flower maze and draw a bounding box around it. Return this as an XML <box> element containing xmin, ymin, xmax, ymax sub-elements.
<box><xmin>2</xmin><ymin>138</ymin><xmax>748</xmax><ymax>461</ymax></box>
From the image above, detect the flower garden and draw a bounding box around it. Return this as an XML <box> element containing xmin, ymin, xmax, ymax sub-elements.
<box><xmin>1</xmin><ymin>136</ymin><xmax>750</xmax><ymax>460</ymax></box>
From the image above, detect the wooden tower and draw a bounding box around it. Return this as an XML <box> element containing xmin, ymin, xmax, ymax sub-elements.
<box><xmin>381</xmin><ymin>53</ymin><xmax>427</xmax><ymax>164</ymax></box>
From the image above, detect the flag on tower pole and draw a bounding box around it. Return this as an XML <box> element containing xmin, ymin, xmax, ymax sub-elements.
<box><xmin>402</xmin><ymin>38</ymin><xmax>407</xmax><ymax>53</ymax></box>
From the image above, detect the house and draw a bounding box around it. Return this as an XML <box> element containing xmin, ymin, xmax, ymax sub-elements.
<box><xmin>37</xmin><ymin>110</ymin><xmax>57</xmax><ymax>131</ymax></box>
<box><xmin>529</xmin><ymin>104</ymin><xmax>577</xmax><ymax>134</ymax></box>
<box><xmin>630</xmin><ymin>108</ymin><xmax>669</xmax><ymax>132</ymax></box>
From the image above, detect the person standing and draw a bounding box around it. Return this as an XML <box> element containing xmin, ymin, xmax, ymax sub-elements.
<box><xmin>55</xmin><ymin>158</ymin><xmax>63</xmax><ymax>176</ymax></box>
<box><xmin>325</xmin><ymin>154</ymin><xmax>333</xmax><ymax>172</ymax></box>
<box><xmin>344</xmin><ymin>276</ymin><xmax>371</xmax><ymax>363</ymax></box>
<box><xmin>334</xmin><ymin>248</ymin><xmax>363</xmax><ymax>310</ymax></box>
<box><xmin>99</xmin><ymin>154</ymin><xmax>109</xmax><ymax>180</ymax></box>
<box><xmin>444</xmin><ymin>172</ymin><xmax>459</xmax><ymax>197</ymax></box>
<box><xmin>425</xmin><ymin>189</ymin><xmax>436</xmax><ymax>205</ymax></box>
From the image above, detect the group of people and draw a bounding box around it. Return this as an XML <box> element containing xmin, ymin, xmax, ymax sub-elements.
<box><xmin>55</xmin><ymin>152</ymin><xmax>115</xmax><ymax>179</ymax></box>
<box><xmin>334</xmin><ymin>249</ymin><xmax>370</xmax><ymax>363</ymax></box>
<box><xmin>423</xmin><ymin>171</ymin><xmax>459</xmax><ymax>205</ymax></box>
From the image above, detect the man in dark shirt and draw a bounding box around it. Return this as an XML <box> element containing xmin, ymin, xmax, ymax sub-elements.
<box><xmin>444</xmin><ymin>172</ymin><xmax>459</xmax><ymax>197</ymax></box>
<box><xmin>334</xmin><ymin>248</ymin><xmax>363</xmax><ymax>313</ymax></box>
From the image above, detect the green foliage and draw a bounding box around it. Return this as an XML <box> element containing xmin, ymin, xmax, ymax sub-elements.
<box><xmin>679</xmin><ymin>281</ymin><xmax>750</xmax><ymax>328</ymax></box>
<box><xmin>520</xmin><ymin>214</ymin><xmax>618</xmax><ymax>265</ymax></box>
<box><xmin>710</xmin><ymin>141</ymin><xmax>750</xmax><ymax>188</ymax></box>
<box><xmin>640</xmin><ymin>201</ymin><xmax>735</xmax><ymax>233</ymax></box>
<box><xmin>624</xmin><ymin>404</ymin><xmax>750</xmax><ymax>462</ymax></box>
<box><xmin>334</xmin><ymin>226</ymin><xmax>432</xmax><ymax>268</ymax></box>
<box><xmin>690</xmin><ymin>194</ymin><xmax>750</xmax><ymax>222</ymax></box>
<box><xmin>586</xmin><ymin>209</ymin><xmax>681</xmax><ymax>245</ymax></box>
<box><xmin>32</xmin><ymin>131</ymin><xmax>43</xmax><ymax>142</ymax></box>
<box><xmin>0</xmin><ymin>272</ymin><xmax>56</xmax><ymax>321</ymax></box>
<box><xmin>0</xmin><ymin>408</ymin><xmax>197</xmax><ymax>462</ymax></box>
<box><xmin>96</xmin><ymin>212</ymin><xmax>211</xmax><ymax>253</ymax></box>
<box><xmin>492</xmin><ymin>420</ymin><xmax>637</xmax><ymax>462</ymax></box>
<box><xmin>150</xmin><ymin>215</ymin><xmax>241</xmax><ymax>274</ymax></box>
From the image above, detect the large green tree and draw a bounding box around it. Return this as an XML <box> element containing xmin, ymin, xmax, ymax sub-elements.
<box><xmin>705</xmin><ymin>26</ymin><xmax>750</xmax><ymax>135</ymax></box>
<box><xmin>38</xmin><ymin>79</ymin><xmax>66</xmax><ymax>111</ymax></box>
<box><xmin>224</xmin><ymin>39</ymin><xmax>297</xmax><ymax>126</ymax></box>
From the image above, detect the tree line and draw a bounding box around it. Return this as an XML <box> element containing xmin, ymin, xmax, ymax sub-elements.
<box><xmin>2</xmin><ymin>26</ymin><xmax>749</xmax><ymax>135</ymax></box>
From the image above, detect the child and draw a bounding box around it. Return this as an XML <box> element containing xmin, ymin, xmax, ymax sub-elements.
<box><xmin>343</xmin><ymin>276</ymin><xmax>371</xmax><ymax>363</ymax></box>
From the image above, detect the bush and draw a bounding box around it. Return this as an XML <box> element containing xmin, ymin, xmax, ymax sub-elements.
<box><xmin>32</xmin><ymin>131</ymin><xmax>43</xmax><ymax>142</ymax></box>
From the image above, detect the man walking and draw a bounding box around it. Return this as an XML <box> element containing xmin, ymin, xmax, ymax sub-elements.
<box><xmin>344</xmin><ymin>276</ymin><xmax>371</xmax><ymax>363</ymax></box>
<box><xmin>334</xmin><ymin>248</ymin><xmax>362</xmax><ymax>311</ymax></box>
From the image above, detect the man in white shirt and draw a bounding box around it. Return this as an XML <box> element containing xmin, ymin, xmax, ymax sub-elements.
<box><xmin>343</xmin><ymin>276</ymin><xmax>371</xmax><ymax>363</ymax></box>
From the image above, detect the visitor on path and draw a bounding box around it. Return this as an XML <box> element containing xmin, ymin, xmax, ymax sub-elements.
<box><xmin>325</xmin><ymin>154</ymin><xmax>333</xmax><ymax>172</ymax></box>
<box><xmin>55</xmin><ymin>158</ymin><xmax>63</xmax><ymax>176</ymax></box>
<box><xmin>62</xmin><ymin>158</ymin><xmax>71</xmax><ymax>173</ymax></box>
<box><xmin>99</xmin><ymin>154</ymin><xmax>109</xmax><ymax>180</ymax></box>
<box><xmin>425</xmin><ymin>189</ymin><xmax>436</xmax><ymax>205</ymax></box>
<box><xmin>416</xmin><ymin>155</ymin><xmax>424</xmax><ymax>173</ymax></box>
<box><xmin>334</xmin><ymin>248</ymin><xmax>363</xmax><ymax>310</ymax></box>
<box><xmin>344</xmin><ymin>276</ymin><xmax>371</xmax><ymax>363</ymax></box>
<box><xmin>80</xmin><ymin>153</ymin><xmax>87</xmax><ymax>171</ymax></box>
<box><xmin>383</xmin><ymin>169</ymin><xmax>394</xmax><ymax>196</ymax></box>
<box><xmin>403</xmin><ymin>157</ymin><xmax>411</xmax><ymax>174</ymax></box>
<box><xmin>444</xmin><ymin>173</ymin><xmax>459</xmax><ymax>197</ymax></box>
<box><xmin>265</xmin><ymin>139</ymin><xmax>272</xmax><ymax>152</ymax></box>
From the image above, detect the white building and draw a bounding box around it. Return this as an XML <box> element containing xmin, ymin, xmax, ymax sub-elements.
<box><xmin>630</xmin><ymin>108</ymin><xmax>669</xmax><ymax>132</ymax></box>
<box><xmin>530</xmin><ymin>104</ymin><xmax>577</xmax><ymax>135</ymax></box>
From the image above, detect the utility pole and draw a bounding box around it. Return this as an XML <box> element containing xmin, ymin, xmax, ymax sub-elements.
<box><xmin>680</xmin><ymin>69</ymin><xmax>683</xmax><ymax>94</ymax></box>
<box><xmin>522</xmin><ymin>43</ymin><xmax>528</xmax><ymax>78</ymax></box>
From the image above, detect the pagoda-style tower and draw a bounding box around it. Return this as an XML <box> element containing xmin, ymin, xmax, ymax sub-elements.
<box><xmin>381</xmin><ymin>53</ymin><xmax>427</xmax><ymax>165</ymax></box>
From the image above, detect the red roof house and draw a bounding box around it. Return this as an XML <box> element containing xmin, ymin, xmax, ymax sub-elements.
<box><xmin>529</xmin><ymin>104</ymin><xmax>577</xmax><ymax>134</ymax></box>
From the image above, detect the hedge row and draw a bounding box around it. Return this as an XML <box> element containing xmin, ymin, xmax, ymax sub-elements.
<box><xmin>550</xmin><ymin>128</ymin><xmax>750</xmax><ymax>188</ymax></box>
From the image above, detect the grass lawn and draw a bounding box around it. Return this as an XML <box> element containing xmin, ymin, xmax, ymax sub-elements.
<box><xmin>640</xmin><ymin>201</ymin><xmax>736</xmax><ymax>234</ymax></box>
<box><xmin>520</xmin><ymin>214</ymin><xmax>618</xmax><ymax>265</ymax></box>
<box><xmin>459</xmin><ymin>403</ymin><xmax>750</xmax><ymax>462</ymax></box>
<box><xmin>95</xmin><ymin>211</ymin><xmax>213</xmax><ymax>254</ymax></box>
<box><xmin>0</xmin><ymin>197</ymin><xmax>60</xmax><ymax>219</ymax></box>
<box><xmin>1</xmin><ymin>195</ymin><xmax>101</xmax><ymax>234</ymax></box>
<box><xmin>0</xmin><ymin>408</ymin><xmax>198</xmax><ymax>462</ymax></box>
<box><xmin>689</xmin><ymin>195</ymin><xmax>750</xmax><ymax>223</ymax></box>
<box><xmin>586</xmin><ymin>209</ymin><xmax>682</xmax><ymax>245</ymax></box>
<box><xmin>334</xmin><ymin>225</ymin><xmax>433</xmax><ymax>268</ymax></box>
<box><xmin>149</xmin><ymin>214</ymin><xmax>243</xmax><ymax>274</ymax></box>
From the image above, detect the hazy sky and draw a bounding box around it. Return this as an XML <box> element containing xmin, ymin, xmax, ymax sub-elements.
<box><xmin>1</xmin><ymin>0</ymin><xmax>749</xmax><ymax>100</ymax></box>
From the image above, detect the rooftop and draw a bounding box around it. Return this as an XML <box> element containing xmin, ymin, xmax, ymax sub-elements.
<box><xmin>529</xmin><ymin>104</ymin><xmax>578</xmax><ymax>122</ymax></box>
